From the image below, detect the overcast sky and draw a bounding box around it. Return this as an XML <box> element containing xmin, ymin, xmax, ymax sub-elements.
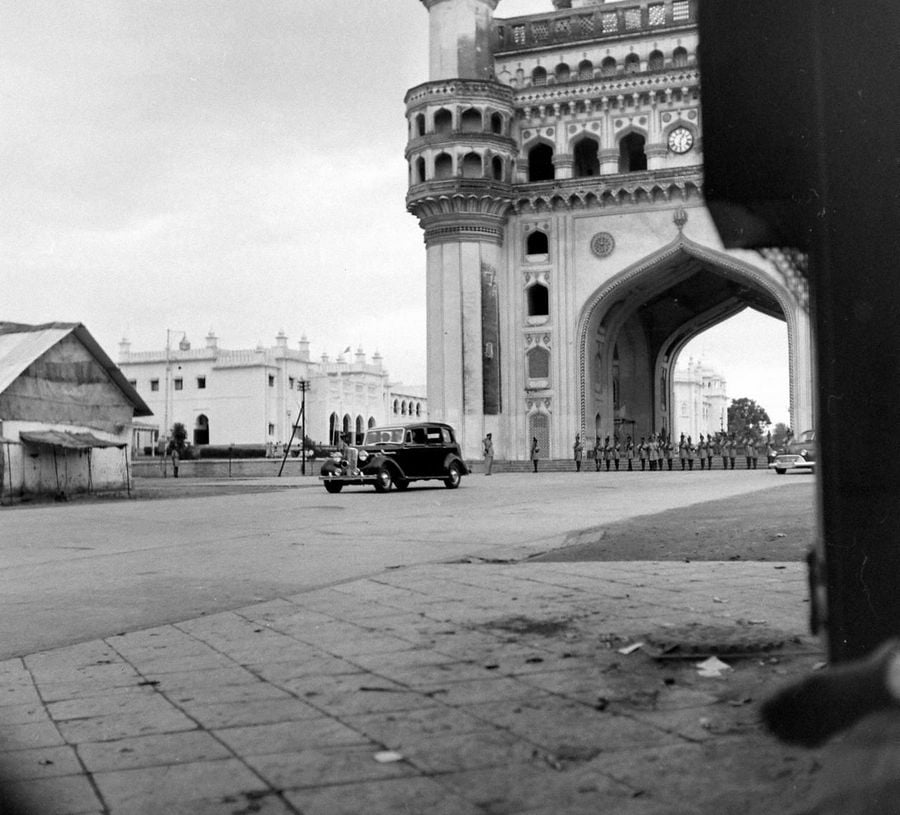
<box><xmin>0</xmin><ymin>0</ymin><xmax>790</xmax><ymax>424</ymax></box>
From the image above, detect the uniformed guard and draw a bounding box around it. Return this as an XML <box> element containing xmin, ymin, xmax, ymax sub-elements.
<box><xmin>602</xmin><ymin>435</ymin><xmax>611</xmax><ymax>471</ymax></box>
<box><xmin>698</xmin><ymin>434</ymin><xmax>706</xmax><ymax>470</ymax></box>
<box><xmin>573</xmin><ymin>434</ymin><xmax>584</xmax><ymax>472</ymax></box>
<box><xmin>625</xmin><ymin>435</ymin><xmax>635</xmax><ymax>471</ymax></box>
<box><xmin>638</xmin><ymin>436</ymin><xmax>648</xmax><ymax>471</ymax></box>
<box><xmin>665</xmin><ymin>434</ymin><xmax>675</xmax><ymax>470</ymax></box>
<box><xmin>593</xmin><ymin>438</ymin><xmax>603</xmax><ymax>471</ymax></box>
<box><xmin>706</xmin><ymin>435</ymin><xmax>715</xmax><ymax>471</ymax></box>
<box><xmin>728</xmin><ymin>433</ymin><xmax>737</xmax><ymax>470</ymax></box>
<box><xmin>612</xmin><ymin>436</ymin><xmax>621</xmax><ymax>470</ymax></box>
<box><xmin>679</xmin><ymin>433</ymin><xmax>688</xmax><ymax>470</ymax></box>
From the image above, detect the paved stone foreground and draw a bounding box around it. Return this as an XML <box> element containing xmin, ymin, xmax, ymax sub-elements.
<box><xmin>0</xmin><ymin>560</ymin><xmax>829</xmax><ymax>815</ymax></box>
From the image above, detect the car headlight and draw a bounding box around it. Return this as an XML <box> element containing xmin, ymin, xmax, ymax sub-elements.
<box><xmin>800</xmin><ymin>449</ymin><xmax>808</xmax><ymax>456</ymax></box>
<box><xmin>358</xmin><ymin>450</ymin><xmax>369</xmax><ymax>463</ymax></box>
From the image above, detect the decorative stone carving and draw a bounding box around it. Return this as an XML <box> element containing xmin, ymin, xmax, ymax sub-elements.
<box><xmin>590</xmin><ymin>232</ymin><xmax>616</xmax><ymax>258</ymax></box>
<box><xmin>759</xmin><ymin>247</ymin><xmax>810</xmax><ymax>311</ymax></box>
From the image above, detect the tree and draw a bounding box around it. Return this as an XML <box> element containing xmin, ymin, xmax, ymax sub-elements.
<box><xmin>727</xmin><ymin>397</ymin><xmax>771</xmax><ymax>439</ymax></box>
<box><xmin>167</xmin><ymin>422</ymin><xmax>188</xmax><ymax>453</ymax></box>
<box><xmin>770</xmin><ymin>422</ymin><xmax>792</xmax><ymax>449</ymax></box>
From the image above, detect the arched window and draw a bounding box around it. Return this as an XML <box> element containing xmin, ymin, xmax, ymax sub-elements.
<box><xmin>601</xmin><ymin>56</ymin><xmax>617</xmax><ymax>77</ymax></box>
<box><xmin>461</xmin><ymin>152</ymin><xmax>483</xmax><ymax>178</ymax></box>
<box><xmin>527</xmin><ymin>283</ymin><xmax>549</xmax><ymax>317</ymax></box>
<box><xmin>355</xmin><ymin>415</ymin><xmax>364</xmax><ymax>441</ymax></box>
<box><xmin>401</xmin><ymin>400</ymin><xmax>408</xmax><ymax>415</ymax></box>
<box><xmin>415</xmin><ymin>113</ymin><xmax>425</xmax><ymax>136</ymax></box>
<box><xmin>573</xmin><ymin>137</ymin><xmax>600</xmax><ymax>177</ymax></box>
<box><xmin>416</xmin><ymin>403</ymin><xmax>422</xmax><ymax>416</ymax></box>
<box><xmin>434</xmin><ymin>108</ymin><xmax>452</xmax><ymax>135</ymax></box>
<box><xmin>460</xmin><ymin>108</ymin><xmax>482</xmax><ymax>133</ymax></box>
<box><xmin>491</xmin><ymin>112</ymin><xmax>503</xmax><ymax>134</ymax></box>
<box><xmin>554</xmin><ymin>63</ymin><xmax>570</xmax><ymax>83</ymax></box>
<box><xmin>527</xmin><ymin>346</ymin><xmax>550</xmax><ymax>379</ymax></box>
<box><xmin>528</xmin><ymin>143</ymin><xmax>555</xmax><ymax>182</ymax></box>
<box><xmin>414</xmin><ymin>157</ymin><xmax>425</xmax><ymax>184</ymax></box>
<box><xmin>526</xmin><ymin>230</ymin><xmax>549</xmax><ymax>256</ymax></box>
<box><xmin>491</xmin><ymin>155</ymin><xmax>503</xmax><ymax>181</ymax></box>
<box><xmin>672</xmin><ymin>47</ymin><xmax>688</xmax><ymax>67</ymax></box>
<box><xmin>624</xmin><ymin>53</ymin><xmax>641</xmax><ymax>74</ymax></box>
<box><xmin>619</xmin><ymin>132</ymin><xmax>647</xmax><ymax>172</ymax></box>
<box><xmin>368</xmin><ymin>416</ymin><xmax>376</xmax><ymax>428</ymax></box>
<box><xmin>434</xmin><ymin>152</ymin><xmax>453</xmax><ymax>180</ymax></box>
<box><xmin>342</xmin><ymin>414</ymin><xmax>351</xmax><ymax>435</ymax></box>
<box><xmin>392</xmin><ymin>400</ymin><xmax>399</xmax><ymax>414</ymax></box>
<box><xmin>578</xmin><ymin>59</ymin><xmax>594</xmax><ymax>80</ymax></box>
<box><xmin>648</xmin><ymin>50</ymin><xmax>665</xmax><ymax>71</ymax></box>
<box><xmin>193</xmin><ymin>414</ymin><xmax>209</xmax><ymax>445</ymax></box>
<box><xmin>532</xmin><ymin>66</ymin><xmax>547</xmax><ymax>86</ymax></box>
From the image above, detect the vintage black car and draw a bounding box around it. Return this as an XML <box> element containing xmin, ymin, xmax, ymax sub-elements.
<box><xmin>319</xmin><ymin>422</ymin><xmax>468</xmax><ymax>493</ymax></box>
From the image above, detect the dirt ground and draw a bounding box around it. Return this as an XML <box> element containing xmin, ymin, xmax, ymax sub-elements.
<box><xmin>536</xmin><ymin>480</ymin><xmax>816</xmax><ymax>563</ymax></box>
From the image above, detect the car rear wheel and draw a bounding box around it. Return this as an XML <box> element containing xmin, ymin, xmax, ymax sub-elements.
<box><xmin>324</xmin><ymin>481</ymin><xmax>343</xmax><ymax>494</ymax></box>
<box><xmin>444</xmin><ymin>461</ymin><xmax>462</xmax><ymax>489</ymax></box>
<box><xmin>395</xmin><ymin>478</ymin><xmax>410</xmax><ymax>491</ymax></box>
<box><xmin>374</xmin><ymin>466</ymin><xmax>393</xmax><ymax>492</ymax></box>
<box><xmin>775</xmin><ymin>468</ymin><xmax>786</xmax><ymax>475</ymax></box>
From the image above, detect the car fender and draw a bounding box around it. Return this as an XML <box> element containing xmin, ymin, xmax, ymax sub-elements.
<box><xmin>443</xmin><ymin>454</ymin><xmax>469</xmax><ymax>475</ymax></box>
<box><xmin>320</xmin><ymin>459</ymin><xmax>342</xmax><ymax>477</ymax></box>
<box><xmin>366</xmin><ymin>452</ymin><xmax>407</xmax><ymax>480</ymax></box>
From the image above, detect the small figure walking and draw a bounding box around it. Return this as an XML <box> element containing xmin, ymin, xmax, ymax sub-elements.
<box><xmin>482</xmin><ymin>433</ymin><xmax>494</xmax><ymax>476</ymax></box>
<box><xmin>530</xmin><ymin>437</ymin><xmax>540</xmax><ymax>473</ymax></box>
<box><xmin>169</xmin><ymin>446</ymin><xmax>180</xmax><ymax>478</ymax></box>
<box><xmin>573</xmin><ymin>434</ymin><xmax>584</xmax><ymax>472</ymax></box>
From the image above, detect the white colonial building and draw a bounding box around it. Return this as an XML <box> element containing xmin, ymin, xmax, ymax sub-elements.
<box><xmin>406</xmin><ymin>0</ymin><xmax>813</xmax><ymax>460</ymax></box>
<box><xmin>671</xmin><ymin>357</ymin><xmax>727</xmax><ymax>441</ymax></box>
<box><xmin>117</xmin><ymin>331</ymin><xmax>425</xmax><ymax>452</ymax></box>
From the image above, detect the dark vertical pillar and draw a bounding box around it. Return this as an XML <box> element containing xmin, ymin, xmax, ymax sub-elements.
<box><xmin>481</xmin><ymin>261</ymin><xmax>501</xmax><ymax>415</ymax></box>
<box><xmin>700</xmin><ymin>1</ymin><xmax>900</xmax><ymax>662</ymax></box>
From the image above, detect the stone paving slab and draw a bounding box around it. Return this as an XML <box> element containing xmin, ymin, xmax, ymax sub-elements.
<box><xmin>0</xmin><ymin>561</ymin><xmax>835</xmax><ymax>814</ymax></box>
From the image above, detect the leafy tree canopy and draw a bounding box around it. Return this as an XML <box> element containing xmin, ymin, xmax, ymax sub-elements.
<box><xmin>168</xmin><ymin>422</ymin><xmax>188</xmax><ymax>452</ymax></box>
<box><xmin>727</xmin><ymin>397</ymin><xmax>771</xmax><ymax>439</ymax></box>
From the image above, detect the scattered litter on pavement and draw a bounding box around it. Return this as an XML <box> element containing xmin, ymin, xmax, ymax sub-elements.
<box><xmin>617</xmin><ymin>641</ymin><xmax>644</xmax><ymax>655</ymax></box>
<box><xmin>696</xmin><ymin>656</ymin><xmax>733</xmax><ymax>677</ymax></box>
<box><xmin>359</xmin><ymin>686</ymin><xmax>405</xmax><ymax>693</ymax></box>
<box><xmin>373</xmin><ymin>751</ymin><xmax>404</xmax><ymax>764</ymax></box>
<box><xmin>727</xmin><ymin>697</ymin><xmax>753</xmax><ymax>706</ymax></box>
<box><xmin>813</xmin><ymin>661</ymin><xmax>828</xmax><ymax>671</ymax></box>
<box><xmin>713</xmin><ymin>597</ymin><xmax>726</xmax><ymax>603</ymax></box>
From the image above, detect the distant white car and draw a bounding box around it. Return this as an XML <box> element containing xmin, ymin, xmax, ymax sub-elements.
<box><xmin>771</xmin><ymin>430</ymin><xmax>816</xmax><ymax>474</ymax></box>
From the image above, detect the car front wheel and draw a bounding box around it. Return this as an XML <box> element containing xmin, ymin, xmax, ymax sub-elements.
<box><xmin>324</xmin><ymin>481</ymin><xmax>343</xmax><ymax>494</ymax></box>
<box><xmin>444</xmin><ymin>461</ymin><xmax>462</xmax><ymax>489</ymax></box>
<box><xmin>374</xmin><ymin>466</ymin><xmax>393</xmax><ymax>493</ymax></box>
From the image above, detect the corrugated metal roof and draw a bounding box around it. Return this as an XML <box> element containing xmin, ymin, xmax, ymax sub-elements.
<box><xmin>0</xmin><ymin>322</ymin><xmax>152</xmax><ymax>417</ymax></box>
<box><xmin>19</xmin><ymin>430</ymin><xmax>126</xmax><ymax>449</ymax></box>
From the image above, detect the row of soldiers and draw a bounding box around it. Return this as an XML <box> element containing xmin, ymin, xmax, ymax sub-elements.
<box><xmin>573</xmin><ymin>431</ymin><xmax>774</xmax><ymax>472</ymax></box>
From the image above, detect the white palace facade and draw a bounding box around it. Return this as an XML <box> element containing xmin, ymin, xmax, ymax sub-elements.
<box><xmin>118</xmin><ymin>331</ymin><xmax>425</xmax><ymax>451</ymax></box>
<box><xmin>407</xmin><ymin>0</ymin><xmax>813</xmax><ymax>460</ymax></box>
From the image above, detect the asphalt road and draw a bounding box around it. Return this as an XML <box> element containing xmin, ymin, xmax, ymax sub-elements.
<box><xmin>0</xmin><ymin>469</ymin><xmax>807</xmax><ymax>660</ymax></box>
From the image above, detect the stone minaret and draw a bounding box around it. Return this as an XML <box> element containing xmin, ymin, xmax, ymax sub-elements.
<box><xmin>407</xmin><ymin>0</ymin><xmax>514</xmax><ymax>457</ymax></box>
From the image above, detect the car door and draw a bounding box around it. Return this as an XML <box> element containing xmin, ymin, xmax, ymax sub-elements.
<box><xmin>400</xmin><ymin>427</ymin><xmax>428</xmax><ymax>477</ymax></box>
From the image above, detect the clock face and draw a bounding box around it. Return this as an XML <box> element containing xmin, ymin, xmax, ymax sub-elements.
<box><xmin>668</xmin><ymin>126</ymin><xmax>694</xmax><ymax>154</ymax></box>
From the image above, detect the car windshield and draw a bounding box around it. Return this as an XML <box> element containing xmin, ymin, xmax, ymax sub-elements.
<box><xmin>364</xmin><ymin>428</ymin><xmax>405</xmax><ymax>445</ymax></box>
<box><xmin>798</xmin><ymin>430</ymin><xmax>815</xmax><ymax>443</ymax></box>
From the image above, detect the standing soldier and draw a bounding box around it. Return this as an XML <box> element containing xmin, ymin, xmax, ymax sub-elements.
<box><xmin>612</xmin><ymin>435</ymin><xmax>621</xmax><ymax>471</ymax></box>
<box><xmin>706</xmin><ymin>434</ymin><xmax>715</xmax><ymax>471</ymax></box>
<box><xmin>664</xmin><ymin>434</ymin><xmax>675</xmax><ymax>470</ymax></box>
<box><xmin>698</xmin><ymin>434</ymin><xmax>707</xmax><ymax>470</ymax></box>
<box><xmin>593</xmin><ymin>438</ymin><xmax>603</xmax><ymax>471</ymax></box>
<box><xmin>679</xmin><ymin>433</ymin><xmax>689</xmax><ymax>470</ymax></box>
<box><xmin>750</xmin><ymin>435</ymin><xmax>760</xmax><ymax>470</ymax></box>
<box><xmin>530</xmin><ymin>437</ymin><xmax>540</xmax><ymax>473</ymax></box>
<box><xmin>766</xmin><ymin>432</ymin><xmax>776</xmax><ymax>466</ymax></box>
<box><xmin>743</xmin><ymin>435</ymin><xmax>753</xmax><ymax>469</ymax></box>
<box><xmin>686</xmin><ymin>436</ymin><xmax>696</xmax><ymax>470</ymax></box>
<box><xmin>638</xmin><ymin>436</ymin><xmax>648</xmax><ymax>471</ymax></box>
<box><xmin>602</xmin><ymin>435</ymin><xmax>612</xmax><ymax>471</ymax></box>
<box><xmin>649</xmin><ymin>433</ymin><xmax>660</xmax><ymax>471</ymax></box>
<box><xmin>728</xmin><ymin>433</ymin><xmax>737</xmax><ymax>470</ymax></box>
<box><xmin>573</xmin><ymin>434</ymin><xmax>584</xmax><ymax>472</ymax></box>
<box><xmin>625</xmin><ymin>435</ymin><xmax>635</xmax><ymax>471</ymax></box>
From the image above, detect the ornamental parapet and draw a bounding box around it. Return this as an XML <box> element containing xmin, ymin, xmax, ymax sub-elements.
<box><xmin>494</xmin><ymin>0</ymin><xmax>697</xmax><ymax>55</ymax></box>
<box><xmin>405</xmin><ymin>79</ymin><xmax>515</xmax><ymax>111</ymax></box>
<box><xmin>510</xmin><ymin>166</ymin><xmax>704</xmax><ymax>213</ymax></box>
<box><xmin>405</xmin><ymin>131</ymin><xmax>516</xmax><ymax>158</ymax></box>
